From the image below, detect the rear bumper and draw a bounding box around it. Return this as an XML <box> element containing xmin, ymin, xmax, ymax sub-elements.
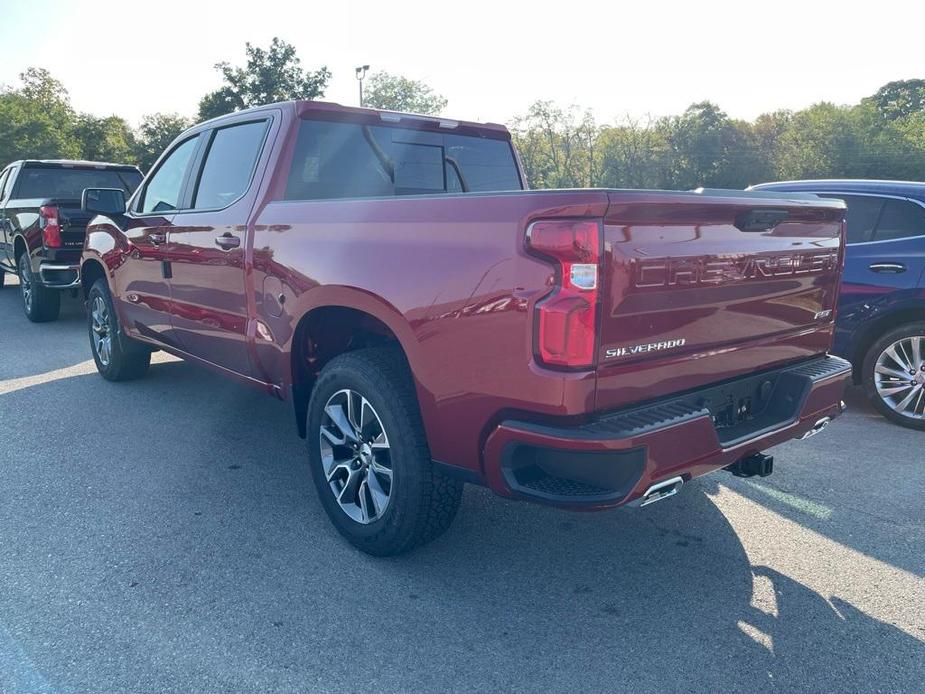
<box><xmin>482</xmin><ymin>355</ymin><xmax>851</xmax><ymax>509</ymax></box>
<box><xmin>38</xmin><ymin>262</ymin><xmax>80</xmax><ymax>289</ymax></box>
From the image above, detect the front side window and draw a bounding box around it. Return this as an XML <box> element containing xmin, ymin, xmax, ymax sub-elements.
<box><xmin>283</xmin><ymin>120</ymin><xmax>522</xmax><ymax>201</ymax></box>
<box><xmin>820</xmin><ymin>194</ymin><xmax>883</xmax><ymax>244</ymax></box>
<box><xmin>193</xmin><ymin>120</ymin><xmax>268</xmax><ymax>209</ymax></box>
<box><xmin>139</xmin><ymin>136</ymin><xmax>199</xmax><ymax>214</ymax></box>
<box><xmin>874</xmin><ymin>199</ymin><xmax>925</xmax><ymax>242</ymax></box>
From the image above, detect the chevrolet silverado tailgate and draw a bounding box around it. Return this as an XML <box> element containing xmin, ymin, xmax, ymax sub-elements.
<box><xmin>595</xmin><ymin>189</ymin><xmax>845</xmax><ymax>411</ymax></box>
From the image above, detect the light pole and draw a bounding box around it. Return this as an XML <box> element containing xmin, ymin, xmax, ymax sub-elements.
<box><xmin>355</xmin><ymin>65</ymin><xmax>370</xmax><ymax>107</ymax></box>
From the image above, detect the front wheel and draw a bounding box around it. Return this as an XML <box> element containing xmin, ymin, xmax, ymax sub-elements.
<box><xmin>18</xmin><ymin>253</ymin><xmax>60</xmax><ymax>322</ymax></box>
<box><xmin>87</xmin><ymin>278</ymin><xmax>151</xmax><ymax>381</ymax></box>
<box><xmin>862</xmin><ymin>322</ymin><xmax>925</xmax><ymax>430</ymax></box>
<box><xmin>306</xmin><ymin>348</ymin><xmax>463</xmax><ymax>556</ymax></box>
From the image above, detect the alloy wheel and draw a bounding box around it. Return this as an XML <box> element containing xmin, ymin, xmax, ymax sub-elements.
<box><xmin>874</xmin><ymin>336</ymin><xmax>925</xmax><ymax>420</ymax></box>
<box><xmin>19</xmin><ymin>258</ymin><xmax>32</xmax><ymax>313</ymax></box>
<box><xmin>319</xmin><ymin>388</ymin><xmax>393</xmax><ymax>524</ymax></box>
<box><xmin>90</xmin><ymin>296</ymin><xmax>113</xmax><ymax>367</ymax></box>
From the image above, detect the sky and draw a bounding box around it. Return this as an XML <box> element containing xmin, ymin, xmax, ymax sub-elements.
<box><xmin>1</xmin><ymin>0</ymin><xmax>924</xmax><ymax>127</ymax></box>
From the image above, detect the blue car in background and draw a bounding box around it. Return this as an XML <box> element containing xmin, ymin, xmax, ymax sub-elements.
<box><xmin>751</xmin><ymin>180</ymin><xmax>925</xmax><ymax>429</ymax></box>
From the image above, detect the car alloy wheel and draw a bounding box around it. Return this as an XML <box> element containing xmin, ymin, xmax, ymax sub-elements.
<box><xmin>18</xmin><ymin>256</ymin><xmax>32</xmax><ymax>313</ymax></box>
<box><xmin>90</xmin><ymin>295</ymin><xmax>113</xmax><ymax>367</ymax></box>
<box><xmin>319</xmin><ymin>388</ymin><xmax>393</xmax><ymax>524</ymax></box>
<box><xmin>874</xmin><ymin>335</ymin><xmax>925</xmax><ymax>420</ymax></box>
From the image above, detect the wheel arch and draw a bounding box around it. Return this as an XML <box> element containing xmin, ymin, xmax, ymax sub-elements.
<box><xmin>12</xmin><ymin>234</ymin><xmax>28</xmax><ymax>264</ymax></box>
<box><xmin>288</xmin><ymin>294</ymin><xmax>420</xmax><ymax>439</ymax></box>
<box><xmin>80</xmin><ymin>257</ymin><xmax>109</xmax><ymax>300</ymax></box>
<box><xmin>851</xmin><ymin>304</ymin><xmax>925</xmax><ymax>382</ymax></box>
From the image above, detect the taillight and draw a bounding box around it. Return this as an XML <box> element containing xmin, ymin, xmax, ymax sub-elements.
<box><xmin>39</xmin><ymin>205</ymin><xmax>62</xmax><ymax>248</ymax></box>
<box><xmin>526</xmin><ymin>219</ymin><xmax>601</xmax><ymax>369</ymax></box>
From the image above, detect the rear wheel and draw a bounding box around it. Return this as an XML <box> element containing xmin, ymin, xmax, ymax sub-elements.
<box><xmin>862</xmin><ymin>322</ymin><xmax>925</xmax><ymax>430</ymax></box>
<box><xmin>18</xmin><ymin>253</ymin><xmax>60</xmax><ymax>322</ymax></box>
<box><xmin>306</xmin><ymin>348</ymin><xmax>463</xmax><ymax>556</ymax></box>
<box><xmin>87</xmin><ymin>278</ymin><xmax>151</xmax><ymax>381</ymax></box>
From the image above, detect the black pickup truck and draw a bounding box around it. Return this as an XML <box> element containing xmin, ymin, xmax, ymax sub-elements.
<box><xmin>0</xmin><ymin>160</ymin><xmax>142</xmax><ymax>321</ymax></box>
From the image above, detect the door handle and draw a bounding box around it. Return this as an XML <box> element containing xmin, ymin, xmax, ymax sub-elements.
<box><xmin>869</xmin><ymin>262</ymin><xmax>906</xmax><ymax>274</ymax></box>
<box><xmin>149</xmin><ymin>232</ymin><xmax>166</xmax><ymax>245</ymax></box>
<box><xmin>214</xmin><ymin>233</ymin><xmax>241</xmax><ymax>250</ymax></box>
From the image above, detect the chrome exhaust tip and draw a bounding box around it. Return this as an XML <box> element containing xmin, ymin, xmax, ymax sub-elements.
<box><xmin>797</xmin><ymin>416</ymin><xmax>831</xmax><ymax>440</ymax></box>
<box><xmin>636</xmin><ymin>476</ymin><xmax>684</xmax><ymax>507</ymax></box>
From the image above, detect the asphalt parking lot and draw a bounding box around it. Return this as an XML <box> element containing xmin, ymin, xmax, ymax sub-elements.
<box><xmin>0</xmin><ymin>280</ymin><xmax>923</xmax><ymax>694</ymax></box>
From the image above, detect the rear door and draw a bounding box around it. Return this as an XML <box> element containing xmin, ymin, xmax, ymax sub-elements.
<box><xmin>166</xmin><ymin>115</ymin><xmax>273</xmax><ymax>377</ymax></box>
<box><xmin>818</xmin><ymin>194</ymin><xmax>925</xmax><ymax>304</ymax></box>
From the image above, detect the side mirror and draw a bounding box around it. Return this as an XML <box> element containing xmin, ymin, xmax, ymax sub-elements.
<box><xmin>82</xmin><ymin>188</ymin><xmax>126</xmax><ymax>216</ymax></box>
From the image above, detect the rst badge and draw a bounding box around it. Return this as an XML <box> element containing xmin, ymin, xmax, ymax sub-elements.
<box><xmin>605</xmin><ymin>338</ymin><xmax>687</xmax><ymax>360</ymax></box>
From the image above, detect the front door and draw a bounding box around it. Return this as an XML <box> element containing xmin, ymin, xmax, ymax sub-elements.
<box><xmin>166</xmin><ymin>118</ymin><xmax>270</xmax><ymax>378</ymax></box>
<box><xmin>116</xmin><ymin>134</ymin><xmax>202</xmax><ymax>346</ymax></box>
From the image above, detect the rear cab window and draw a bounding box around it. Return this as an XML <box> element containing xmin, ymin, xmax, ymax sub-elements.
<box><xmin>13</xmin><ymin>166</ymin><xmax>142</xmax><ymax>201</ymax></box>
<box><xmin>284</xmin><ymin>119</ymin><xmax>522</xmax><ymax>201</ymax></box>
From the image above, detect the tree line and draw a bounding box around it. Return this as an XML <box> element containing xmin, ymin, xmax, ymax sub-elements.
<box><xmin>512</xmin><ymin>82</ymin><xmax>925</xmax><ymax>189</ymax></box>
<box><xmin>2</xmin><ymin>37</ymin><xmax>923</xmax><ymax>189</ymax></box>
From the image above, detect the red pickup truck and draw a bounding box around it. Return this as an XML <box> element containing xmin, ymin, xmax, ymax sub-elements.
<box><xmin>79</xmin><ymin>101</ymin><xmax>851</xmax><ymax>555</ymax></box>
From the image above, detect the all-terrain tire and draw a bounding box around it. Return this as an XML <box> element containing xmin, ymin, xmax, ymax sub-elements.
<box><xmin>18</xmin><ymin>253</ymin><xmax>60</xmax><ymax>322</ymax></box>
<box><xmin>306</xmin><ymin>347</ymin><xmax>463</xmax><ymax>556</ymax></box>
<box><xmin>87</xmin><ymin>278</ymin><xmax>151</xmax><ymax>381</ymax></box>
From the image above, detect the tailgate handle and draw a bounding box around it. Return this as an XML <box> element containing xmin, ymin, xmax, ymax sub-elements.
<box><xmin>735</xmin><ymin>208</ymin><xmax>789</xmax><ymax>232</ymax></box>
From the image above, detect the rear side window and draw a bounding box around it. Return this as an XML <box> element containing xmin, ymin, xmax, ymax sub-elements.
<box><xmin>873</xmin><ymin>199</ymin><xmax>925</xmax><ymax>242</ymax></box>
<box><xmin>140</xmin><ymin>136</ymin><xmax>199</xmax><ymax>214</ymax></box>
<box><xmin>819</xmin><ymin>194</ymin><xmax>883</xmax><ymax>244</ymax></box>
<box><xmin>284</xmin><ymin>119</ymin><xmax>521</xmax><ymax>201</ymax></box>
<box><xmin>193</xmin><ymin>120</ymin><xmax>268</xmax><ymax>209</ymax></box>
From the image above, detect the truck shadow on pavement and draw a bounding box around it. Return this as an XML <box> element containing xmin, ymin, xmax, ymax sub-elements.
<box><xmin>1</xmin><ymin>357</ymin><xmax>922</xmax><ymax>693</ymax></box>
<box><xmin>699</xmin><ymin>384</ymin><xmax>925</xmax><ymax>578</ymax></box>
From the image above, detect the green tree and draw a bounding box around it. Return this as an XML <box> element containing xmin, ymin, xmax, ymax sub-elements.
<box><xmin>74</xmin><ymin>114</ymin><xmax>136</xmax><ymax>163</ymax></box>
<box><xmin>657</xmin><ymin>102</ymin><xmax>768</xmax><ymax>189</ymax></box>
<box><xmin>0</xmin><ymin>68</ymin><xmax>80</xmax><ymax>167</ymax></box>
<box><xmin>869</xmin><ymin>79</ymin><xmax>925</xmax><ymax>121</ymax></box>
<box><xmin>596</xmin><ymin>117</ymin><xmax>668</xmax><ymax>189</ymax></box>
<box><xmin>197</xmin><ymin>38</ymin><xmax>330</xmax><ymax>121</ymax></box>
<box><xmin>134</xmin><ymin>113</ymin><xmax>192</xmax><ymax>172</ymax></box>
<box><xmin>511</xmin><ymin>101</ymin><xmax>598</xmax><ymax>188</ymax></box>
<box><xmin>772</xmin><ymin>102</ymin><xmax>860</xmax><ymax>180</ymax></box>
<box><xmin>362</xmin><ymin>72</ymin><xmax>447</xmax><ymax>115</ymax></box>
